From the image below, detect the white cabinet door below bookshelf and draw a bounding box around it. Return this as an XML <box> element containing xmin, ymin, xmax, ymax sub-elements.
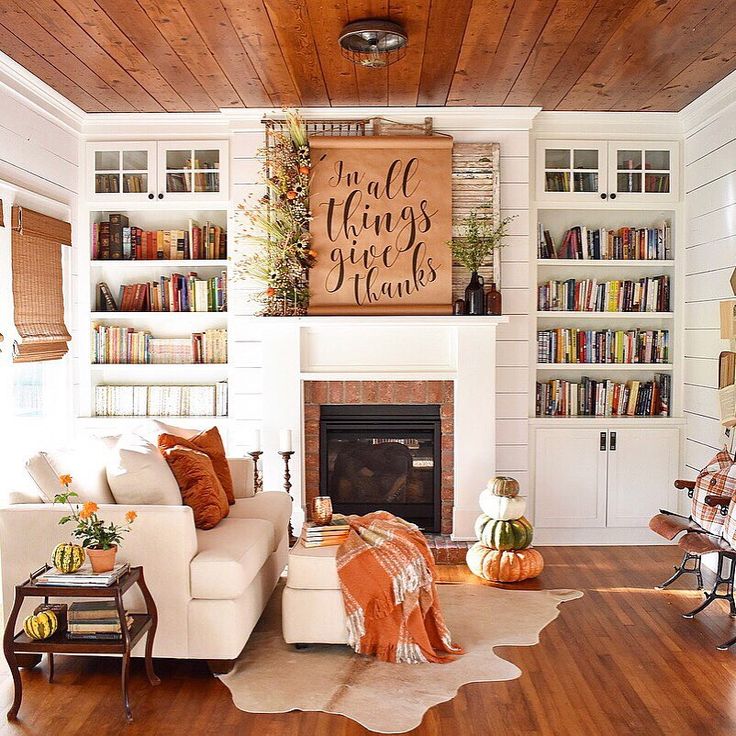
<box><xmin>157</xmin><ymin>141</ymin><xmax>229</xmax><ymax>201</ymax></box>
<box><xmin>534</xmin><ymin>428</ymin><xmax>607</xmax><ymax>527</ymax></box>
<box><xmin>536</xmin><ymin>140</ymin><xmax>607</xmax><ymax>203</ymax></box>
<box><xmin>606</xmin><ymin>427</ymin><xmax>678</xmax><ymax>527</ymax></box>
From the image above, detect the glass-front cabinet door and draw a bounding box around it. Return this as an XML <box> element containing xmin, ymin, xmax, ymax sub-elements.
<box><xmin>536</xmin><ymin>141</ymin><xmax>607</xmax><ymax>201</ymax></box>
<box><xmin>87</xmin><ymin>142</ymin><xmax>156</xmax><ymax>202</ymax></box>
<box><xmin>157</xmin><ymin>141</ymin><xmax>229</xmax><ymax>200</ymax></box>
<box><xmin>608</xmin><ymin>141</ymin><xmax>678</xmax><ymax>202</ymax></box>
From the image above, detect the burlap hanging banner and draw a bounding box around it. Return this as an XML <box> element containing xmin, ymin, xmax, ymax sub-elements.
<box><xmin>308</xmin><ymin>135</ymin><xmax>453</xmax><ymax>315</ymax></box>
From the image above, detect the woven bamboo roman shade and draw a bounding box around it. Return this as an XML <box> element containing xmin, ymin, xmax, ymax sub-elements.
<box><xmin>11</xmin><ymin>205</ymin><xmax>72</xmax><ymax>363</ymax></box>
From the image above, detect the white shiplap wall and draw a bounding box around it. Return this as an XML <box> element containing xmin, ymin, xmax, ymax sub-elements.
<box><xmin>683</xmin><ymin>98</ymin><xmax>736</xmax><ymax>475</ymax></box>
<box><xmin>0</xmin><ymin>77</ymin><xmax>79</xmax><ymax>491</ymax></box>
<box><xmin>227</xmin><ymin>113</ymin><xmax>533</xmax><ymax>494</ymax></box>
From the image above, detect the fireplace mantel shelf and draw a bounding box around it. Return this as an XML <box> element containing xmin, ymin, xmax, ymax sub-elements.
<box><xmin>244</xmin><ymin>315</ymin><xmax>509</xmax><ymax>327</ymax></box>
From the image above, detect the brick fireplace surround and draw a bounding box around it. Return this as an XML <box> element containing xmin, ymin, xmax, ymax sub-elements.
<box><xmin>303</xmin><ymin>380</ymin><xmax>473</xmax><ymax>562</ymax></box>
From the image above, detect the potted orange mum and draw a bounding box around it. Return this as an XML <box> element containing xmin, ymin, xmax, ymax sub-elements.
<box><xmin>54</xmin><ymin>475</ymin><xmax>137</xmax><ymax>573</ymax></box>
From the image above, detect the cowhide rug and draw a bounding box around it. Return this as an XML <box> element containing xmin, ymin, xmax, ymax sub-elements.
<box><xmin>219</xmin><ymin>582</ymin><xmax>582</xmax><ymax>733</ymax></box>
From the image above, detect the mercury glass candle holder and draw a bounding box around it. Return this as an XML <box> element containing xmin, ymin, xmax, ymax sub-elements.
<box><xmin>312</xmin><ymin>496</ymin><xmax>333</xmax><ymax>525</ymax></box>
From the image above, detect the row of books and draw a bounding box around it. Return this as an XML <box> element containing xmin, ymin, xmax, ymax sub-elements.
<box><xmin>92</xmin><ymin>215</ymin><xmax>226</xmax><ymax>260</ymax></box>
<box><xmin>166</xmin><ymin>168</ymin><xmax>219</xmax><ymax>194</ymax></box>
<box><xmin>537</xmin><ymin>276</ymin><xmax>670</xmax><ymax>313</ymax></box>
<box><xmin>303</xmin><ymin>517</ymin><xmax>350</xmax><ymax>548</ymax></box>
<box><xmin>91</xmin><ymin>326</ymin><xmax>227</xmax><ymax>365</ymax></box>
<box><xmin>544</xmin><ymin>172</ymin><xmax>595</xmax><ymax>192</ymax></box>
<box><xmin>537</xmin><ymin>223</ymin><xmax>671</xmax><ymax>260</ymax></box>
<box><xmin>94</xmin><ymin>382</ymin><xmax>228</xmax><ymax>417</ymax></box>
<box><xmin>537</xmin><ymin>329</ymin><xmax>670</xmax><ymax>365</ymax></box>
<box><xmin>97</xmin><ymin>271</ymin><xmax>227</xmax><ymax>313</ymax></box>
<box><xmin>35</xmin><ymin>563</ymin><xmax>129</xmax><ymax>587</ymax></box>
<box><xmin>536</xmin><ymin>374</ymin><xmax>671</xmax><ymax>417</ymax></box>
<box><xmin>67</xmin><ymin>600</ymin><xmax>134</xmax><ymax>640</ymax></box>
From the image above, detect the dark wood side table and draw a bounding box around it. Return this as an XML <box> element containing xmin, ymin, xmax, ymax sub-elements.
<box><xmin>2</xmin><ymin>565</ymin><xmax>160</xmax><ymax>723</ymax></box>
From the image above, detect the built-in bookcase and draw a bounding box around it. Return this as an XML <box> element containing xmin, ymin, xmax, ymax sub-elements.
<box><xmin>77</xmin><ymin>205</ymin><xmax>230</xmax><ymax>427</ymax></box>
<box><xmin>533</xmin><ymin>207</ymin><xmax>680</xmax><ymax>420</ymax></box>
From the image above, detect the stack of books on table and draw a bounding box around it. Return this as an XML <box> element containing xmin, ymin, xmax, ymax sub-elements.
<box><xmin>35</xmin><ymin>563</ymin><xmax>130</xmax><ymax>587</ymax></box>
<box><xmin>303</xmin><ymin>517</ymin><xmax>351</xmax><ymax>548</ymax></box>
<box><xmin>67</xmin><ymin>601</ymin><xmax>133</xmax><ymax>641</ymax></box>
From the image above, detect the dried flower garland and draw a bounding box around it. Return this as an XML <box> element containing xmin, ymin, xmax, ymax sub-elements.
<box><xmin>235</xmin><ymin>111</ymin><xmax>315</xmax><ymax>315</ymax></box>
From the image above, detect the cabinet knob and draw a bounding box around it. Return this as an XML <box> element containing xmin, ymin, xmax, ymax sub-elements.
<box><xmin>610</xmin><ymin>432</ymin><xmax>617</xmax><ymax>451</ymax></box>
<box><xmin>600</xmin><ymin>432</ymin><xmax>607</xmax><ymax>451</ymax></box>
<box><xmin>148</xmin><ymin>193</ymin><xmax>154</xmax><ymax>200</ymax></box>
<box><xmin>609</xmin><ymin>193</ymin><xmax>617</xmax><ymax>200</ymax></box>
<box><xmin>157</xmin><ymin>193</ymin><xmax>164</xmax><ymax>200</ymax></box>
<box><xmin>600</xmin><ymin>193</ymin><xmax>607</xmax><ymax>200</ymax></box>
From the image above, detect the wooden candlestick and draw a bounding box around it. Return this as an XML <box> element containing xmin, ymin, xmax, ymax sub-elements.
<box><xmin>279</xmin><ymin>450</ymin><xmax>296</xmax><ymax>544</ymax></box>
<box><xmin>247</xmin><ymin>451</ymin><xmax>263</xmax><ymax>494</ymax></box>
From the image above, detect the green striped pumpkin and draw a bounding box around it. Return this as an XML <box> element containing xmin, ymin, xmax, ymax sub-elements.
<box><xmin>474</xmin><ymin>514</ymin><xmax>534</xmax><ymax>550</ymax></box>
<box><xmin>52</xmin><ymin>542</ymin><xmax>85</xmax><ymax>573</ymax></box>
<box><xmin>23</xmin><ymin>610</ymin><xmax>58</xmax><ymax>640</ymax></box>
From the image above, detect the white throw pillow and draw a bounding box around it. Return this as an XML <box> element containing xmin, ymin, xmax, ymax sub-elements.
<box><xmin>26</xmin><ymin>439</ymin><xmax>116</xmax><ymax>504</ymax></box>
<box><xmin>106</xmin><ymin>433</ymin><xmax>182</xmax><ymax>506</ymax></box>
<box><xmin>134</xmin><ymin>419</ymin><xmax>201</xmax><ymax>445</ymax></box>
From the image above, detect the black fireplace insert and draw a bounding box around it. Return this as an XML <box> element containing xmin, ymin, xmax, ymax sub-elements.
<box><xmin>319</xmin><ymin>404</ymin><xmax>441</xmax><ymax>532</ymax></box>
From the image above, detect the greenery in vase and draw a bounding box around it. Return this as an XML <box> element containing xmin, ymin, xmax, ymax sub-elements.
<box><xmin>54</xmin><ymin>475</ymin><xmax>137</xmax><ymax>550</ymax></box>
<box><xmin>449</xmin><ymin>209</ymin><xmax>516</xmax><ymax>274</ymax></box>
<box><xmin>235</xmin><ymin>110</ymin><xmax>315</xmax><ymax>315</ymax></box>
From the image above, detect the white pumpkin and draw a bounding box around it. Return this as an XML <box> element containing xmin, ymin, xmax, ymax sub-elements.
<box><xmin>479</xmin><ymin>490</ymin><xmax>527</xmax><ymax>521</ymax></box>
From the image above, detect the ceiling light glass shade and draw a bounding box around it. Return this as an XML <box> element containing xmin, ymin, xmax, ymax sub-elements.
<box><xmin>339</xmin><ymin>20</ymin><xmax>408</xmax><ymax>68</ymax></box>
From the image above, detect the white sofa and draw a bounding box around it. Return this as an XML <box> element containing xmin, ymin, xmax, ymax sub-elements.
<box><xmin>0</xmin><ymin>451</ymin><xmax>291</xmax><ymax>663</ymax></box>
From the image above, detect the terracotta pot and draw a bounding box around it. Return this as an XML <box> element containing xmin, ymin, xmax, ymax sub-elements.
<box><xmin>86</xmin><ymin>545</ymin><xmax>117</xmax><ymax>573</ymax></box>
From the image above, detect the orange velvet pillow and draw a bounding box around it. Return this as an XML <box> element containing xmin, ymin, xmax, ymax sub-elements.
<box><xmin>158</xmin><ymin>427</ymin><xmax>235</xmax><ymax>505</ymax></box>
<box><xmin>160</xmin><ymin>444</ymin><xmax>229</xmax><ymax>530</ymax></box>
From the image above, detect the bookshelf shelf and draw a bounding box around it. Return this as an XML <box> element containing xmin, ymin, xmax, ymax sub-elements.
<box><xmin>90</xmin><ymin>259</ymin><xmax>227</xmax><ymax>268</ymax></box>
<box><xmin>90</xmin><ymin>363</ymin><xmax>227</xmax><ymax>369</ymax></box>
<box><xmin>535</xmin><ymin>363</ymin><xmax>673</xmax><ymax>371</ymax></box>
<box><xmin>90</xmin><ymin>311</ymin><xmax>226</xmax><ymax>318</ymax></box>
<box><xmin>536</xmin><ymin>311</ymin><xmax>674</xmax><ymax>320</ymax></box>
<box><xmin>536</xmin><ymin>259</ymin><xmax>674</xmax><ymax>268</ymax></box>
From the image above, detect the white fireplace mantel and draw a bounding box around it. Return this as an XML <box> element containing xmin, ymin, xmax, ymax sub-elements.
<box><xmin>249</xmin><ymin>315</ymin><xmax>509</xmax><ymax>540</ymax></box>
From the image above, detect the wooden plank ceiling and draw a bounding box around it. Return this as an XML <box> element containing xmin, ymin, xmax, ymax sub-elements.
<box><xmin>1</xmin><ymin>0</ymin><xmax>736</xmax><ymax>113</ymax></box>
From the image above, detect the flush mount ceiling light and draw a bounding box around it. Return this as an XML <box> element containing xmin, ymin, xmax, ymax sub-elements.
<box><xmin>339</xmin><ymin>20</ymin><xmax>408</xmax><ymax>68</ymax></box>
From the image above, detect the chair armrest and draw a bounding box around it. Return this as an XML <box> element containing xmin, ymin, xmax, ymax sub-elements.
<box><xmin>705</xmin><ymin>495</ymin><xmax>732</xmax><ymax>515</ymax></box>
<box><xmin>674</xmin><ymin>479</ymin><xmax>696</xmax><ymax>491</ymax></box>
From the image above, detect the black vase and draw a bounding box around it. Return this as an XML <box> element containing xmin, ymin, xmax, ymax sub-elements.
<box><xmin>464</xmin><ymin>271</ymin><xmax>486</xmax><ymax>315</ymax></box>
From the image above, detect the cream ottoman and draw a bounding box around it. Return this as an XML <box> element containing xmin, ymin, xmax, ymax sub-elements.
<box><xmin>282</xmin><ymin>538</ymin><xmax>349</xmax><ymax>646</ymax></box>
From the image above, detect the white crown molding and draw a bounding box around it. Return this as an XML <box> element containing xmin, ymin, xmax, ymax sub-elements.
<box><xmin>679</xmin><ymin>68</ymin><xmax>736</xmax><ymax>136</ymax></box>
<box><xmin>0</xmin><ymin>51</ymin><xmax>84</xmax><ymax>134</ymax></box>
<box><xmin>532</xmin><ymin>110</ymin><xmax>683</xmax><ymax>138</ymax></box>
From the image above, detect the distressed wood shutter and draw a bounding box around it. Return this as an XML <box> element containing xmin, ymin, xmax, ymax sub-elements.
<box><xmin>11</xmin><ymin>205</ymin><xmax>72</xmax><ymax>362</ymax></box>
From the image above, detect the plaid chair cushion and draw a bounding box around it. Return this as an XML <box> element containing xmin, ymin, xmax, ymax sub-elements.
<box><xmin>691</xmin><ymin>450</ymin><xmax>736</xmax><ymax>534</ymax></box>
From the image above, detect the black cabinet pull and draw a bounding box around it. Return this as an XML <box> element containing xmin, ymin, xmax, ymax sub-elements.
<box><xmin>157</xmin><ymin>193</ymin><xmax>164</xmax><ymax>200</ymax></box>
<box><xmin>610</xmin><ymin>432</ymin><xmax>617</xmax><ymax>451</ymax></box>
<box><xmin>609</xmin><ymin>192</ymin><xmax>617</xmax><ymax>200</ymax></box>
<box><xmin>600</xmin><ymin>431</ymin><xmax>607</xmax><ymax>451</ymax></box>
<box><xmin>600</xmin><ymin>192</ymin><xmax>607</xmax><ymax>200</ymax></box>
<box><xmin>148</xmin><ymin>193</ymin><xmax>154</xmax><ymax>200</ymax></box>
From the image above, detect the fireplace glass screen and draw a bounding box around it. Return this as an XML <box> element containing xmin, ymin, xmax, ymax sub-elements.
<box><xmin>319</xmin><ymin>405</ymin><xmax>441</xmax><ymax>532</ymax></box>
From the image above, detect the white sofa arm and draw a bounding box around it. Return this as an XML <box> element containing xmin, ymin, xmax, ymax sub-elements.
<box><xmin>0</xmin><ymin>504</ymin><xmax>198</xmax><ymax>658</ymax></box>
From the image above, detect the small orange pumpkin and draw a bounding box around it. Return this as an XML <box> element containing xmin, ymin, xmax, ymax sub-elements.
<box><xmin>466</xmin><ymin>544</ymin><xmax>544</xmax><ymax>582</ymax></box>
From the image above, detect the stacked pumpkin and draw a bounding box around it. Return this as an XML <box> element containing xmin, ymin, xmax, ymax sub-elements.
<box><xmin>466</xmin><ymin>476</ymin><xmax>544</xmax><ymax>583</ymax></box>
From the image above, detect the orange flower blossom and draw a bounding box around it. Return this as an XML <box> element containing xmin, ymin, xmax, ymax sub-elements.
<box><xmin>59</xmin><ymin>474</ymin><xmax>72</xmax><ymax>487</ymax></box>
<box><xmin>125</xmin><ymin>510</ymin><xmax>138</xmax><ymax>524</ymax></box>
<box><xmin>79</xmin><ymin>501</ymin><xmax>99</xmax><ymax>520</ymax></box>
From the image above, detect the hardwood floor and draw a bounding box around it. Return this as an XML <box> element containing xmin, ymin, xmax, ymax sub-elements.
<box><xmin>2</xmin><ymin>545</ymin><xmax>736</xmax><ymax>735</ymax></box>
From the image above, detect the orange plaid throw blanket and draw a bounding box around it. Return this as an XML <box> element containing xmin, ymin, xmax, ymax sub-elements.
<box><xmin>335</xmin><ymin>511</ymin><xmax>464</xmax><ymax>664</ymax></box>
